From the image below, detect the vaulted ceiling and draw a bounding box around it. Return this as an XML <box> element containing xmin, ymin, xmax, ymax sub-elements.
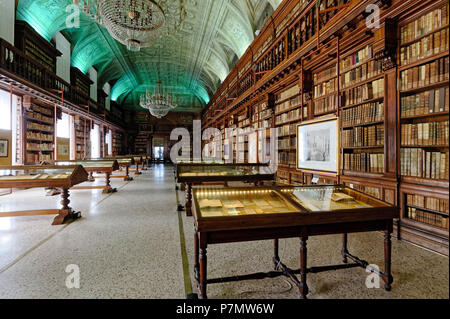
<box><xmin>16</xmin><ymin>0</ymin><xmax>283</xmax><ymax>113</ymax></box>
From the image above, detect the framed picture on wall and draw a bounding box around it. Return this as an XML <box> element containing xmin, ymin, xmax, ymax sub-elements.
<box><xmin>0</xmin><ymin>139</ymin><xmax>8</xmax><ymax>157</ymax></box>
<box><xmin>297</xmin><ymin>117</ymin><xmax>339</xmax><ymax>174</ymax></box>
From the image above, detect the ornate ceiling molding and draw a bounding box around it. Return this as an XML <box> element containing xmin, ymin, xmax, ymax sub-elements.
<box><xmin>16</xmin><ymin>0</ymin><xmax>281</xmax><ymax>112</ymax></box>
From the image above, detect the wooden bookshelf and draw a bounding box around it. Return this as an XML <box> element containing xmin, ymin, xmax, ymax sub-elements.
<box><xmin>14</xmin><ymin>21</ymin><xmax>61</xmax><ymax>73</ymax></box>
<box><xmin>71</xmin><ymin>67</ymin><xmax>93</xmax><ymax>98</ymax></box>
<box><xmin>22</xmin><ymin>99</ymin><xmax>55</xmax><ymax>163</ymax></box>
<box><xmin>312</xmin><ymin>62</ymin><xmax>338</xmax><ymax>116</ymax></box>
<box><xmin>338</xmin><ymin>41</ymin><xmax>387</xmax><ymax>179</ymax></box>
<box><xmin>112</xmin><ymin>131</ymin><xmax>123</xmax><ymax>156</ymax></box>
<box><xmin>74</xmin><ymin>116</ymin><xmax>91</xmax><ymax>160</ymax></box>
<box><xmin>200</xmin><ymin>0</ymin><xmax>449</xmax><ymax>255</ymax></box>
<box><xmin>397</xmin><ymin>1</ymin><xmax>449</xmax><ymax>254</ymax></box>
<box><xmin>275</xmin><ymin>83</ymin><xmax>303</xmax><ymax>169</ymax></box>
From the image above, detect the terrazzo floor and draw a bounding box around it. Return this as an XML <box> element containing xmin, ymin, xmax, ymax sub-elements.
<box><xmin>0</xmin><ymin>164</ymin><xmax>448</xmax><ymax>299</ymax></box>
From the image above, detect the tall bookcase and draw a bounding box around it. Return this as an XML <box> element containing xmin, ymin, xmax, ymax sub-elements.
<box><xmin>340</xmin><ymin>44</ymin><xmax>385</xmax><ymax>178</ymax></box>
<box><xmin>14</xmin><ymin>21</ymin><xmax>61</xmax><ymax>73</ymax></box>
<box><xmin>22</xmin><ymin>98</ymin><xmax>55</xmax><ymax>164</ymax></box>
<box><xmin>112</xmin><ymin>131</ymin><xmax>123</xmax><ymax>156</ymax></box>
<box><xmin>397</xmin><ymin>1</ymin><xmax>449</xmax><ymax>255</ymax></box>
<box><xmin>74</xmin><ymin>116</ymin><xmax>91</xmax><ymax>160</ymax></box>
<box><xmin>236</xmin><ymin>109</ymin><xmax>251</xmax><ymax>163</ymax></box>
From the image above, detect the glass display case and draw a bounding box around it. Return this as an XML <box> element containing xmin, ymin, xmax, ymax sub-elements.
<box><xmin>191</xmin><ymin>184</ymin><xmax>399</xmax><ymax>299</ymax></box>
<box><xmin>0</xmin><ymin>165</ymin><xmax>87</xmax><ymax>187</ymax></box>
<box><xmin>178</xmin><ymin>164</ymin><xmax>273</xmax><ymax>178</ymax></box>
<box><xmin>0</xmin><ymin>165</ymin><xmax>89</xmax><ymax>225</ymax></box>
<box><xmin>194</xmin><ymin>185</ymin><xmax>389</xmax><ymax>219</ymax></box>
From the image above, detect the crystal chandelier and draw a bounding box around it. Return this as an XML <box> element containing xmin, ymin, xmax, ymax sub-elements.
<box><xmin>140</xmin><ymin>81</ymin><xmax>178</xmax><ymax>118</ymax></box>
<box><xmin>73</xmin><ymin>0</ymin><xmax>186</xmax><ymax>51</ymax></box>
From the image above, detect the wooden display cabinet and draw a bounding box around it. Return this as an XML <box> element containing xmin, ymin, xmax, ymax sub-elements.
<box><xmin>0</xmin><ymin>165</ymin><xmax>88</xmax><ymax>225</ymax></box>
<box><xmin>191</xmin><ymin>185</ymin><xmax>399</xmax><ymax>299</ymax></box>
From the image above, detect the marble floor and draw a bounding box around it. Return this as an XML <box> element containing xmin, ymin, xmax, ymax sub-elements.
<box><xmin>0</xmin><ymin>165</ymin><xmax>448</xmax><ymax>299</ymax></box>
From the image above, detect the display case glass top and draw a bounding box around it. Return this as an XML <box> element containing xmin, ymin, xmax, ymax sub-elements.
<box><xmin>196</xmin><ymin>188</ymin><xmax>300</xmax><ymax>218</ymax></box>
<box><xmin>178</xmin><ymin>164</ymin><xmax>272</xmax><ymax>177</ymax></box>
<box><xmin>0</xmin><ymin>167</ymin><xmax>76</xmax><ymax>181</ymax></box>
<box><xmin>54</xmin><ymin>160</ymin><xmax>119</xmax><ymax>170</ymax></box>
<box><xmin>281</xmin><ymin>186</ymin><xmax>387</xmax><ymax>212</ymax></box>
<box><xmin>93</xmin><ymin>158</ymin><xmax>134</xmax><ymax>165</ymax></box>
<box><xmin>192</xmin><ymin>185</ymin><xmax>397</xmax><ymax>232</ymax></box>
<box><xmin>0</xmin><ymin>165</ymin><xmax>88</xmax><ymax>188</ymax></box>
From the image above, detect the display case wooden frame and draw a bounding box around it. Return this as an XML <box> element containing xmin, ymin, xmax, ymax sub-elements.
<box><xmin>0</xmin><ymin>165</ymin><xmax>88</xmax><ymax>225</ymax></box>
<box><xmin>191</xmin><ymin>185</ymin><xmax>399</xmax><ymax>299</ymax></box>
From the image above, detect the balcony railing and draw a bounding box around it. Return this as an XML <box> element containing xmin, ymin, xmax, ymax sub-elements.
<box><xmin>0</xmin><ymin>38</ymin><xmax>122</xmax><ymax>127</ymax></box>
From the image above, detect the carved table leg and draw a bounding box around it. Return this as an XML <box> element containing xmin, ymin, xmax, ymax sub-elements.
<box><xmin>136</xmin><ymin>164</ymin><xmax>141</xmax><ymax>175</ymax></box>
<box><xmin>199</xmin><ymin>243</ymin><xmax>208</xmax><ymax>299</ymax></box>
<box><xmin>88</xmin><ymin>172</ymin><xmax>95</xmax><ymax>182</ymax></box>
<box><xmin>299</xmin><ymin>236</ymin><xmax>309</xmax><ymax>299</ymax></box>
<box><xmin>124</xmin><ymin>166</ymin><xmax>132</xmax><ymax>181</ymax></box>
<box><xmin>383</xmin><ymin>230</ymin><xmax>393</xmax><ymax>291</ymax></box>
<box><xmin>103</xmin><ymin>172</ymin><xmax>116</xmax><ymax>194</ymax></box>
<box><xmin>185</xmin><ymin>183</ymin><xmax>192</xmax><ymax>217</ymax></box>
<box><xmin>52</xmin><ymin>188</ymin><xmax>73</xmax><ymax>225</ymax></box>
<box><xmin>273</xmin><ymin>239</ymin><xmax>280</xmax><ymax>270</ymax></box>
<box><xmin>194</xmin><ymin>229</ymin><xmax>200</xmax><ymax>282</ymax></box>
<box><xmin>342</xmin><ymin>233</ymin><xmax>348</xmax><ymax>264</ymax></box>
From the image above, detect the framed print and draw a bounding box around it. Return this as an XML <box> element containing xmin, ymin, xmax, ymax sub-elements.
<box><xmin>297</xmin><ymin>117</ymin><xmax>339</xmax><ymax>174</ymax></box>
<box><xmin>0</xmin><ymin>139</ymin><xmax>8</xmax><ymax>157</ymax></box>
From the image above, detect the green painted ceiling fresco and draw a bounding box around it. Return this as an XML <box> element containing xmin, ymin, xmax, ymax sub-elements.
<box><xmin>17</xmin><ymin>0</ymin><xmax>282</xmax><ymax>112</ymax></box>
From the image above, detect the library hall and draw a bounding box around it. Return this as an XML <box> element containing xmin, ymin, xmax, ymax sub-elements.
<box><xmin>0</xmin><ymin>0</ymin><xmax>448</xmax><ymax>304</ymax></box>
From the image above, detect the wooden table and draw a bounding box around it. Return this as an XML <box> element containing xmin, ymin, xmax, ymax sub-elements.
<box><xmin>191</xmin><ymin>185</ymin><xmax>399</xmax><ymax>299</ymax></box>
<box><xmin>93</xmin><ymin>157</ymin><xmax>135</xmax><ymax>181</ymax></box>
<box><xmin>176</xmin><ymin>163</ymin><xmax>275</xmax><ymax>216</ymax></box>
<box><xmin>0</xmin><ymin>165</ymin><xmax>88</xmax><ymax>225</ymax></box>
<box><xmin>109</xmin><ymin>155</ymin><xmax>144</xmax><ymax>175</ymax></box>
<box><xmin>51</xmin><ymin>160</ymin><xmax>120</xmax><ymax>194</ymax></box>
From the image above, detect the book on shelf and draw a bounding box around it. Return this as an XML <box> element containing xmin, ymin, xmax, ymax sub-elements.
<box><xmin>340</xmin><ymin>45</ymin><xmax>373</xmax><ymax>72</ymax></box>
<box><xmin>407</xmin><ymin>207</ymin><xmax>449</xmax><ymax>230</ymax></box>
<box><xmin>342</xmin><ymin>78</ymin><xmax>384</xmax><ymax>107</ymax></box>
<box><xmin>342</xmin><ymin>125</ymin><xmax>384</xmax><ymax>147</ymax></box>
<box><xmin>401</xmin><ymin>121</ymin><xmax>449</xmax><ymax>145</ymax></box>
<box><xmin>400</xmin><ymin>148</ymin><xmax>449</xmax><ymax>179</ymax></box>
<box><xmin>341</xmin><ymin>102</ymin><xmax>384</xmax><ymax>126</ymax></box>
<box><xmin>343</xmin><ymin>152</ymin><xmax>384</xmax><ymax>173</ymax></box>
<box><xmin>275</xmin><ymin>108</ymin><xmax>302</xmax><ymax>125</ymax></box>
<box><xmin>400</xmin><ymin>3</ymin><xmax>448</xmax><ymax>45</ymax></box>
<box><xmin>401</xmin><ymin>87</ymin><xmax>449</xmax><ymax>116</ymax></box>
<box><xmin>399</xmin><ymin>2</ymin><xmax>449</xmax><ymax>66</ymax></box>
<box><xmin>275</xmin><ymin>85</ymin><xmax>300</xmax><ymax>102</ymax></box>
<box><xmin>407</xmin><ymin>194</ymin><xmax>449</xmax><ymax>213</ymax></box>
<box><xmin>400</xmin><ymin>57</ymin><xmax>449</xmax><ymax>90</ymax></box>
<box><xmin>350</xmin><ymin>184</ymin><xmax>381</xmax><ymax>199</ymax></box>
<box><xmin>340</xmin><ymin>59</ymin><xmax>383</xmax><ymax>89</ymax></box>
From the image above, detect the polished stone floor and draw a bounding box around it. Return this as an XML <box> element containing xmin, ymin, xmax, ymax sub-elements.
<box><xmin>0</xmin><ymin>165</ymin><xmax>448</xmax><ymax>299</ymax></box>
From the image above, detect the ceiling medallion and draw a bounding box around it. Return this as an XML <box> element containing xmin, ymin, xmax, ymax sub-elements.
<box><xmin>73</xmin><ymin>0</ymin><xmax>186</xmax><ymax>51</ymax></box>
<box><xmin>140</xmin><ymin>81</ymin><xmax>178</xmax><ymax>118</ymax></box>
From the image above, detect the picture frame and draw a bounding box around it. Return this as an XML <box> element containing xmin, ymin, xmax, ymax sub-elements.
<box><xmin>0</xmin><ymin>139</ymin><xmax>8</xmax><ymax>157</ymax></box>
<box><xmin>297</xmin><ymin>117</ymin><xmax>339</xmax><ymax>174</ymax></box>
